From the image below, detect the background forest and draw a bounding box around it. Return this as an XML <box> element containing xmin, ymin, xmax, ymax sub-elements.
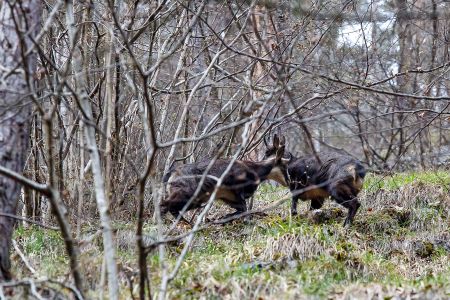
<box><xmin>1</xmin><ymin>0</ymin><xmax>450</xmax><ymax>299</ymax></box>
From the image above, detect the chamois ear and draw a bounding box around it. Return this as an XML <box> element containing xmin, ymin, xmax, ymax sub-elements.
<box><xmin>275</xmin><ymin>145</ymin><xmax>285</xmax><ymax>161</ymax></box>
<box><xmin>273</xmin><ymin>134</ymin><xmax>280</xmax><ymax>148</ymax></box>
<box><xmin>279</xmin><ymin>135</ymin><xmax>286</xmax><ymax>146</ymax></box>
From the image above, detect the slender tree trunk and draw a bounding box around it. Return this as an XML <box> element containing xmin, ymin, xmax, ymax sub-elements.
<box><xmin>247</xmin><ymin>5</ymin><xmax>269</xmax><ymax>160</ymax></box>
<box><xmin>395</xmin><ymin>0</ymin><xmax>413</xmax><ymax>159</ymax></box>
<box><xmin>67</xmin><ymin>1</ymin><xmax>120</xmax><ymax>298</ymax></box>
<box><xmin>42</xmin><ymin>117</ymin><xmax>86</xmax><ymax>296</ymax></box>
<box><xmin>0</xmin><ymin>0</ymin><xmax>41</xmax><ymax>281</ymax></box>
<box><xmin>33</xmin><ymin>116</ymin><xmax>43</xmax><ymax>222</ymax></box>
<box><xmin>76</xmin><ymin>123</ymin><xmax>85</xmax><ymax>238</ymax></box>
<box><xmin>104</xmin><ymin>3</ymin><xmax>117</xmax><ymax>208</ymax></box>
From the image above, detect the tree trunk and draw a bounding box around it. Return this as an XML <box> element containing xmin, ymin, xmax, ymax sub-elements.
<box><xmin>67</xmin><ymin>1</ymin><xmax>120</xmax><ymax>298</ymax></box>
<box><xmin>104</xmin><ymin>4</ymin><xmax>117</xmax><ymax>208</ymax></box>
<box><xmin>0</xmin><ymin>0</ymin><xmax>41</xmax><ymax>281</ymax></box>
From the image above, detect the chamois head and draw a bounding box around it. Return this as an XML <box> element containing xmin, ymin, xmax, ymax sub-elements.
<box><xmin>263</xmin><ymin>134</ymin><xmax>292</xmax><ymax>162</ymax></box>
<box><xmin>262</xmin><ymin>134</ymin><xmax>291</xmax><ymax>186</ymax></box>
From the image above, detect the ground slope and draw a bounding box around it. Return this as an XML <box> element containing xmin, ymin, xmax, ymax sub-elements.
<box><xmin>11</xmin><ymin>171</ymin><xmax>450</xmax><ymax>299</ymax></box>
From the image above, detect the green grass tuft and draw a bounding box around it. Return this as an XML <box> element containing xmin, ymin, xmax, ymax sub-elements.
<box><xmin>364</xmin><ymin>171</ymin><xmax>450</xmax><ymax>193</ymax></box>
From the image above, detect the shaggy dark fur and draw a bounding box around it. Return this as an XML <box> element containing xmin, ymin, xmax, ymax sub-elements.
<box><xmin>264</xmin><ymin>135</ymin><xmax>366</xmax><ymax>226</ymax></box>
<box><xmin>161</xmin><ymin>137</ymin><xmax>287</xmax><ymax>222</ymax></box>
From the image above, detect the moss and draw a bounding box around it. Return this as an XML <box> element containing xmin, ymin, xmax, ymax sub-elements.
<box><xmin>383</xmin><ymin>206</ymin><xmax>412</xmax><ymax>227</ymax></box>
<box><xmin>307</xmin><ymin>207</ymin><xmax>345</xmax><ymax>225</ymax></box>
<box><xmin>414</xmin><ymin>241</ymin><xmax>435</xmax><ymax>258</ymax></box>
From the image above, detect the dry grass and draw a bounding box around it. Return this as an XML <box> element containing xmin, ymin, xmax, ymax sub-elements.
<box><xmin>10</xmin><ymin>171</ymin><xmax>450</xmax><ymax>299</ymax></box>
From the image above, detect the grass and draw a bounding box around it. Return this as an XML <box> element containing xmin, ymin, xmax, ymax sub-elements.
<box><xmin>10</xmin><ymin>171</ymin><xmax>450</xmax><ymax>299</ymax></box>
<box><xmin>364</xmin><ymin>170</ymin><xmax>450</xmax><ymax>193</ymax></box>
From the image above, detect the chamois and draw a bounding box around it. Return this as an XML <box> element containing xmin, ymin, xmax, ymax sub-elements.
<box><xmin>161</xmin><ymin>136</ymin><xmax>289</xmax><ymax>222</ymax></box>
<box><xmin>264</xmin><ymin>134</ymin><xmax>366</xmax><ymax>226</ymax></box>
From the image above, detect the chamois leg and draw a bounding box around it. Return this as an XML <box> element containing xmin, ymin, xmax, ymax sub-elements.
<box><xmin>291</xmin><ymin>194</ymin><xmax>299</xmax><ymax>216</ymax></box>
<box><xmin>161</xmin><ymin>193</ymin><xmax>194</xmax><ymax>226</ymax></box>
<box><xmin>348</xmin><ymin>200</ymin><xmax>360</xmax><ymax>226</ymax></box>
<box><xmin>329</xmin><ymin>184</ymin><xmax>360</xmax><ymax>227</ymax></box>
<box><xmin>222</xmin><ymin>199</ymin><xmax>247</xmax><ymax>220</ymax></box>
<box><xmin>310</xmin><ymin>198</ymin><xmax>325</xmax><ymax>210</ymax></box>
<box><xmin>341</xmin><ymin>199</ymin><xmax>360</xmax><ymax>227</ymax></box>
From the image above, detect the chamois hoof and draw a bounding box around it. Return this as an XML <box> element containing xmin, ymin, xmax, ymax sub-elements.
<box><xmin>213</xmin><ymin>214</ymin><xmax>241</xmax><ymax>225</ymax></box>
<box><xmin>242</xmin><ymin>212</ymin><xmax>267</xmax><ymax>223</ymax></box>
<box><xmin>343</xmin><ymin>218</ymin><xmax>353</xmax><ymax>228</ymax></box>
<box><xmin>254</xmin><ymin>211</ymin><xmax>268</xmax><ymax>217</ymax></box>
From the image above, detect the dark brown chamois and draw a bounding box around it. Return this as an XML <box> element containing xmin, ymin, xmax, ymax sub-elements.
<box><xmin>264</xmin><ymin>134</ymin><xmax>366</xmax><ymax>226</ymax></box>
<box><xmin>161</xmin><ymin>136</ymin><xmax>288</xmax><ymax>222</ymax></box>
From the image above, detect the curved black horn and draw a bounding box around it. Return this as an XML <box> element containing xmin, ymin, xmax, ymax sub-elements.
<box><xmin>263</xmin><ymin>134</ymin><xmax>269</xmax><ymax>147</ymax></box>
<box><xmin>273</xmin><ymin>134</ymin><xmax>279</xmax><ymax>147</ymax></box>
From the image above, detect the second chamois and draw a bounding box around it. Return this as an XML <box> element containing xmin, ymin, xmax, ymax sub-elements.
<box><xmin>264</xmin><ymin>134</ymin><xmax>366</xmax><ymax>226</ymax></box>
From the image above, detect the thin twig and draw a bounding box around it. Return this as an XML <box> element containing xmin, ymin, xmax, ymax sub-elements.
<box><xmin>12</xmin><ymin>239</ymin><xmax>36</xmax><ymax>275</ymax></box>
<box><xmin>0</xmin><ymin>213</ymin><xmax>58</xmax><ymax>231</ymax></box>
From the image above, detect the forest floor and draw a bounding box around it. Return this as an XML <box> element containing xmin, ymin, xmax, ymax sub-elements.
<box><xmin>10</xmin><ymin>171</ymin><xmax>450</xmax><ymax>299</ymax></box>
